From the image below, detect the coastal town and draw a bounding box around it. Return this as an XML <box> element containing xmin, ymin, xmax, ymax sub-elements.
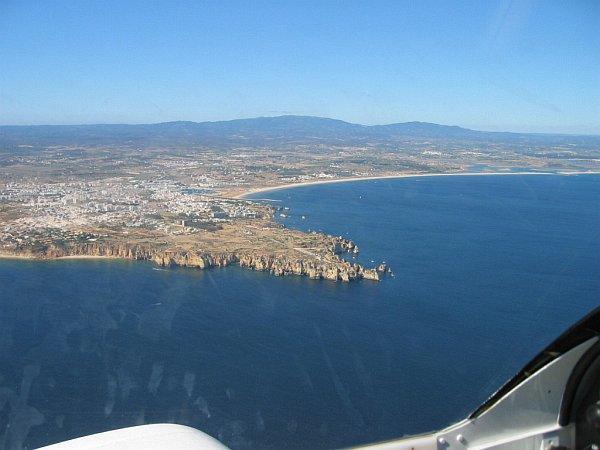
<box><xmin>1</xmin><ymin>119</ymin><xmax>599</xmax><ymax>281</ymax></box>
<box><xmin>0</xmin><ymin>145</ymin><xmax>391</xmax><ymax>281</ymax></box>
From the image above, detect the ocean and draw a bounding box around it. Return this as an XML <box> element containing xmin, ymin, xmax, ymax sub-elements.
<box><xmin>0</xmin><ymin>174</ymin><xmax>598</xmax><ymax>449</ymax></box>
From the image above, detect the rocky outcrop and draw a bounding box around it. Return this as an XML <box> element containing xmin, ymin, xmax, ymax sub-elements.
<box><xmin>3</xmin><ymin>239</ymin><xmax>381</xmax><ymax>282</ymax></box>
<box><xmin>331</xmin><ymin>237</ymin><xmax>359</xmax><ymax>254</ymax></box>
<box><xmin>237</xmin><ymin>253</ymin><xmax>378</xmax><ymax>281</ymax></box>
<box><xmin>152</xmin><ymin>251</ymin><xmax>236</xmax><ymax>269</ymax></box>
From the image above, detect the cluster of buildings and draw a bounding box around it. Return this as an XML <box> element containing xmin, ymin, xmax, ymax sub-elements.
<box><xmin>0</xmin><ymin>174</ymin><xmax>265</xmax><ymax>250</ymax></box>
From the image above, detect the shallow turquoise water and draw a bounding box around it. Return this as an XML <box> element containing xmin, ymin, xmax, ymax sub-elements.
<box><xmin>0</xmin><ymin>174</ymin><xmax>598</xmax><ymax>449</ymax></box>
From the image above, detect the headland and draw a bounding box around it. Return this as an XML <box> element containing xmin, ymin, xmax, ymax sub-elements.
<box><xmin>2</xmin><ymin>118</ymin><xmax>598</xmax><ymax>281</ymax></box>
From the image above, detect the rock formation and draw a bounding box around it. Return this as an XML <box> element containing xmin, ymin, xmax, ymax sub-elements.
<box><xmin>2</xmin><ymin>239</ymin><xmax>381</xmax><ymax>282</ymax></box>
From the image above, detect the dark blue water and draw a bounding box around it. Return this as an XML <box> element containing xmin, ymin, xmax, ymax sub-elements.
<box><xmin>0</xmin><ymin>174</ymin><xmax>598</xmax><ymax>449</ymax></box>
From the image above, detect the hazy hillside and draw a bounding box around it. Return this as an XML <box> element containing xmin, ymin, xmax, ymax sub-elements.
<box><xmin>1</xmin><ymin>115</ymin><xmax>599</xmax><ymax>149</ymax></box>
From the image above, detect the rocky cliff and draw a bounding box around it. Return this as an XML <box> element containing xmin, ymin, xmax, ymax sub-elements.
<box><xmin>3</xmin><ymin>240</ymin><xmax>380</xmax><ymax>282</ymax></box>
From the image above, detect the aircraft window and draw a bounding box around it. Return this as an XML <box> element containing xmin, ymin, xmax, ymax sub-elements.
<box><xmin>572</xmin><ymin>350</ymin><xmax>600</xmax><ymax>450</ymax></box>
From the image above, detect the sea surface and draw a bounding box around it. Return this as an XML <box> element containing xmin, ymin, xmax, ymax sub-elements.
<box><xmin>0</xmin><ymin>174</ymin><xmax>598</xmax><ymax>449</ymax></box>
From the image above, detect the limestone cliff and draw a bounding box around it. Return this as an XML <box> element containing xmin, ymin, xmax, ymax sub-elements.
<box><xmin>2</xmin><ymin>239</ymin><xmax>380</xmax><ymax>282</ymax></box>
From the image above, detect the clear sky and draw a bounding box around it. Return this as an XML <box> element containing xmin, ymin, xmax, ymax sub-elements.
<box><xmin>1</xmin><ymin>0</ymin><xmax>599</xmax><ymax>133</ymax></box>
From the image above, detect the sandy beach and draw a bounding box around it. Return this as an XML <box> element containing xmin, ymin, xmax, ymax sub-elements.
<box><xmin>234</xmin><ymin>170</ymin><xmax>568</xmax><ymax>199</ymax></box>
<box><xmin>0</xmin><ymin>254</ymin><xmax>36</xmax><ymax>260</ymax></box>
<box><xmin>0</xmin><ymin>253</ymin><xmax>120</xmax><ymax>261</ymax></box>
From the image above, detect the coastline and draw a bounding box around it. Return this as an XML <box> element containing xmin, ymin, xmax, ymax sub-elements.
<box><xmin>2</xmin><ymin>170</ymin><xmax>598</xmax><ymax>280</ymax></box>
<box><xmin>0</xmin><ymin>241</ymin><xmax>380</xmax><ymax>281</ymax></box>
<box><xmin>56</xmin><ymin>255</ymin><xmax>121</xmax><ymax>260</ymax></box>
<box><xmin>234</xmin><ymin>170</ymin><xmax>600</xmax><ymax>199</ymax></box>
<box><xmin>0</xmin><ymin>254</ymin><xmax>120</xmax><ymax>261</ymax></box>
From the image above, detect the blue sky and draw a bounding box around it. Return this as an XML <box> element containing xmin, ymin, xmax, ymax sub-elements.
<box><xmin>1</xmin><ymin>0</ymin><xmax>599</xmax><ymax>133</ymax></box>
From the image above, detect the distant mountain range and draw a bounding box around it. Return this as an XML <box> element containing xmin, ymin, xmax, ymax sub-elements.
<box><xmin>1</xmin><ymin>115</ymin><xmax>598</xmax><ymax>149</ymax></box>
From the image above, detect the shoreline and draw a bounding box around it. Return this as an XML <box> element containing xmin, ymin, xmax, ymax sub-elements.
<box><xmin>0</xmin><ymin>254</ymin><xmax>121</xmax><ymax>261</ymax></box>
<box><xmin>235</xmin><ymin>170</ymin><xmax>600</xmax><ymax>199</ymax></box>
<box><xmin>0</xmin><ymin>244</ymin><xmax>380</xmax><ymax>281</ymax></box>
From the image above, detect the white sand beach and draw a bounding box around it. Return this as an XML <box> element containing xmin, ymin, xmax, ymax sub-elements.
<box><xmin>234</xmin><ymin>170</ymin><xmax>563</xmax><ymax>199</ymax></box>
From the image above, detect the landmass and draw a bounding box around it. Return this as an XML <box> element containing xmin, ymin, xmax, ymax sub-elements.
<box><xmin>1</xmin><ymin>116</ymin><xmax>599</xmax><ymax>281</ymax></box>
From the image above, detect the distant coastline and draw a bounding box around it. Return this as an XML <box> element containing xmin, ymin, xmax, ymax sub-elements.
<box><xmin>3</xmin><ymin>170</ymin><xmax>598</xmax><ymax>283</ymax></box>
<box><xmin>235</xmin><ymin>170</ymin><xmax>600</xmax><ymax>199</ymax></box>
<box><xmin>0</xmin><ymin>254</ymin><xmax>120</xmax><ymax>261</ymax></box>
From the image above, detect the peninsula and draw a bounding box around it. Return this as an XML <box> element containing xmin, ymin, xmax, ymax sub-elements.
<box><xmin>1</xmin><ymin>116</ymin><xmax>598</xmax><ymax>281</ymax></box>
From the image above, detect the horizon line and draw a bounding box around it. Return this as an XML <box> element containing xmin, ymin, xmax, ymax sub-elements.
<box><xmin>1</xmin><ymin>114</ymin><xmax>599</xmax><ymax>137</ymax></box>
